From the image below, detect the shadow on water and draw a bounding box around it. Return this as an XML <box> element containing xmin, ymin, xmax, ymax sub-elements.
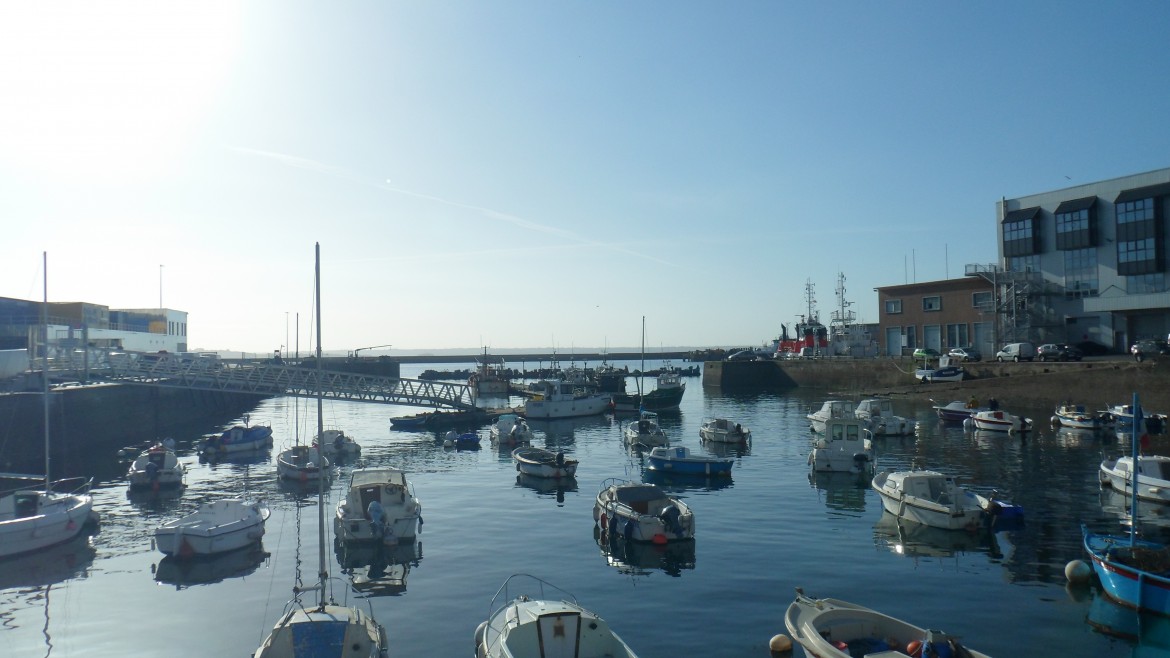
<box><xmin>872</xmin><ymin>511</ymin><xmax>998</xmax><ymax>560</ymax></box>
<box><xmin>807</xmin><ymin>470</ymin><xmax>869</xmax><ymax>513</ymax></box>
<box><xmin>514</xmin><ymin>473</ymin><xmax>578</xmax><ymax>505</ymax></box>
<box><xmin>152</xmin><ymin>542</ymin><xmax>270</xmax><ymax>590</ymax></box>
<box><xmin>592</xmin><ymin>525</ymin><xmax>696</xmax><ymax>578</ymax></box>
<box><xmin>335</xmin><ymin>541</ymin><xmax>422</xmax><ymax>598</ymax></box>
<box><xmin>1086</xmin><ymin>587</ymin><xmax>1170</xmax><ymax>656</ymax></box>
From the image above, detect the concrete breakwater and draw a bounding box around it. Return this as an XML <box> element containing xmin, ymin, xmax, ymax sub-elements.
<box><xmin>705</xmin><ymin>357</ymin><xmax>1170</xmax><ymax>412</ymax></box>
<box><xmin>0</xmin><ymin>384</ymin><xmax>265</xmax><ymax>476</ymax></box>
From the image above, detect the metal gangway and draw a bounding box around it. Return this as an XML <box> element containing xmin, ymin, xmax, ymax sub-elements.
<box><xmin>103</xmin><ymin>353</ymin><xmax>477</xmax><ymax>410</ymax></box>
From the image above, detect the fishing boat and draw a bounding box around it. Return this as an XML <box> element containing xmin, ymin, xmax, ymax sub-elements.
<box><xmin>0</xmin><ymin>253</ymin><xmax>97</xmax><ymax>559</ymax></box>
<box><xmin>623</xmin><ymin>411</ymin><xmax>669</xmax><ymax>448</ymax></box>
<box><xmin>698</xmin><ymin>418</ymin><xmax>751</xmax><ymax>443</ymax></box>
<box><xmin>808</xmin><ymin>417</ymin><xmax>875</xmax><ymax>474</ymax></box>
<box><xmin>253</xmin><ymin>242</ymin><xmax>390</xmax><ymax>658</ymax></box>
<box><xmin>126</xmin><ymin>440</ymin><xmax>186</xmax><ymax>489</ymax></box>
<box><xmin>522</xmin><ymin>377</ymin><xmax>611</xmax><ymax>420</ymax></box>
<box><xmin>1053</xmin><ymin>403</ymin><xmax>1104</xmax><ymax>429</ymax></box>
<box><xmin>469</xmin><ymin>347</ymin><xmax>510</xmax><ymax>397</ymax></box>
<box><xmin>969</xmin><ymin>409</ymin><xmax>1032</xmax><ymax>433</ymax></box>
<box><xmin>593</xmin><ymin>478</ymin><xmax>694</xmax><ymax>543</ymax></box>
<box><xmin>490</xmin><ymin>413</ymin><xmax>534</xmax><ymax>445</ymax></box>
<box><xmin>645</xmin><ymin>446</ymin><xmax>732</xmax><ymax>477</ymax></box>
<box><xmin>784</xmin><ymin>588</ymin><xmax>990</xmax><ymax>658</ymax></box>
<box><xmin>610</xmin><ymin>319</ymin><xmax>685</xmax><ymax>413</ymax></box>
<box><xmin>854</xmin><ymin>398</ymin><xmax>915</xmax><ymax>436</ymax></box>
<box><xmin>200</xmin><ymin>423</ymin><xmax>274</xmax><ymax>456</ymax></box>
<box><xmin>807</xmin><ymin>400</ymin><xmax>854</xmax><ymax>434</ymax></box>
<box><xmin>389</xmin><ymin>408</ymin><xmax>490</xmax><ymax>431</ymax></box>
<box><xmin>154</xmin><ymin>499</ymin><xmax>269</xmax><ymax>558</ymax></box>
<box><xmin>871</xmin><ymin>469</ymin><xmax>1021</xmax><ymax>531</ymax></box>
<box><xmin>335</xmin><ymin>467</ymin><xmax>423</xmax><ymax>546</ymax></box>
<box><xmin>316</xmin><ymin>429</ymin><xmax>361</xmax><ymax>458</ymax></box>
<box><xmin>474</xmin><ymin>573</ymin><xmax>639</xmax><ymax>658</ymax></box>
<box><xmin>512</xmin><ymin>446</ymin><xmax>578</xmax><ymax>479</ymax></box>
<box><xmin>1100</xmin><ymin>455</ymin><xmax>1170</xmax><ymax>504</ymax></box>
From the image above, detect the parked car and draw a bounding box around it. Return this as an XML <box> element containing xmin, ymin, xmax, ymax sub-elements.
<box><xmin>912</xmin><ymin>348</ymin><xmax>940</xmax><ymax>360</ymax></box>
<box><xmin>726</xmin><ymin>350</ymin><xmax>758</xmax><ymax>361</ymax></box>
<box><xmin>1131</xmin><ymin>339</ymin><xmax>1170</xmax><ymax>362</ymax></box>
<box><xmin>995</xmin><ymin>342</ymin><xmax>1036</xmax><ymax>362</ymax></box>
<box><xmin>947</xmin><ymin>347</ymin><xmax>982</xmax><ymax>362</ymax></box>
<box><xmin>1037</xmin><ymin>343</ymin><xmax>1082</xmax><ymax>362</ymax></box>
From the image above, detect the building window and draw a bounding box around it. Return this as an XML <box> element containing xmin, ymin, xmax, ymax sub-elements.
<box><xmin>1055</xmin><ymin>208</ymin><xmax>1092</xmax><ymax>250</ymax></box>
<box><xmin>884</xmin><ymin>299</ymin><xmax>902</xmax><ymax>314</ymax></box>
<box><xmin>922</xmin><ymin>296</ymin><xmax>941</xmax><ymax>312</ymax></box>
<box><xmin>1119</xmin><ymin>237</ymin><xmax>1159</xmax><ymax>275</ymax></box>
<box><xmin>1128</xmin><ymin>273</ymin><xmax>1167</xmax><ymax>294</ymax></box>
<box><xmin>1117</xmin><ymin>198</ymin><xmax>1154</xmax><ymax>226</ymax></box>
<box><xmin>905</xmin><ymin>325</ymin><xmax>916</xmax><ymax>350</ymax></box>
<box><xmin>946</xmin><ymin>323</ymin><xmax>969</xmax><ymax>347</ymax></box>
<box><xmin>971</xmin><ymin>291</ymin><xmax>993</xmax><ymax>310</ymax></box>
<box><xmin>1002</xmin><ymin>207</ymin><xmax>1040</xmax><ymax>257</ymax></box>
<box><xmin>1007</xmin><ymin>255</ymin><xmax>1039</xmax><ymax>274</ymax></box>
<box><xmin>1063</xmin><ymin>248</ymin><xmax>1098</xmax><ymax>299</ymax></box>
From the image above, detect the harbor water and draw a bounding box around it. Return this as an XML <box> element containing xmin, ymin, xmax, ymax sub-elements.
<box><xmin>2</xmin><ymin>359</ymin><xmax>1168</xmax><ymax>657</ymax></box>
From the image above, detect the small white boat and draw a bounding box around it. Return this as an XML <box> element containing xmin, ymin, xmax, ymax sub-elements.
<box><xmin>335</xmin><ymin>468</ymin><xmax>422</xmax><ymax>546</ymax></box>
<box><xmin>623</xmin><ymin>411</ymin><xmax>669</xmax><ymax>447</ymax></box>
<box><xmin>932</xmin><ymin>400</ymin><xmax>987</xmax><ymax>422</ymax></box>
<box><xmin>784</xmin><ymin>588</ymin><xmax>990</xmax><ymax>658</ymax></box>
<box><xmin>0</xmin><ymin>478</ymin><xmax>96</xmax><ymax>559</ymax></box>
<box><xmin>593</xmin><ymin>478</ymin><xmax>694</xmax><ymax>542</ymax></box>
<box><xmin>969</xmin><ymin>409</ymin><xmax>1032</xmax><ymax>433</ymax></box>
<box><xmin>1100</xmin><ymin>454</ymin><xmax>1170</xmax><ymax>504</ymax></box>
<box><xmin>854</xmin><ymin>398</ymin><xmax>915</xmax><ymax>436</ymax></box>
<box><xmin>154</xmin><ymin>499</ymin><xmax>269</xmax><ymax>558</ymax></box>
<box><xmin>646</xmin><ymin>445</ymin><xmax>733</xmax><ymax>476</ymax></box>
<box><xmin>808</xmin><ymin>417</ymin><xmax>875</xmax><ymax>474</ymax></box>
<box><xmin>512</xmin><ymin>446</ymin><xmax>578</xmax><ymax>479</ymax></box>
<box><xmin>316</xmin><ymin>429</ymin><xmax>361</xmax><ymax>457</ymax></box>
<box><xmin>698</xmin><ymin>418</ymin><xmax>751</xmax><ymax>443</ymax></box>
<box><xmin>276</xmin><ymin>444</ymin><xmax>330</xmax><ymax>481</ymax></box>
<box><xmin>1053</xmin><ymin>403</ymin><xmax>1104</xmax><ymax>429</ymax></box>
<box><xmin>490</xmin><ymin>413</ymin><xmax>535</xmax><ymax>445</ymax></box>
<box><xmin>871</xmin><ymin>469</ymin><xmax>1020</xmax><ymax>531</ymax></box>
<box><xmin>474</xmin><ymin>574</ymin><xmax>639</xmax><ymax>658</ymax></box>
<box><xmin>127</xmin><ymin>441</ymin><xmax>186</xmax><ymax>489</ymax></box>
<box><xmin>807</xmin><ymin>400</ymin><xmax>853</xmax><ymax>433</ymax></box>
<box><xmin>914</xmin><ymin>365</ymin><xmax>966</xmax><ymax>383</ymax></box>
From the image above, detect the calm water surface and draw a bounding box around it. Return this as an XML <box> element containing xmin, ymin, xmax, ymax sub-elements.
<box><xmin>2</xmin><ymin>360</ymin><xmax>1169</xmax><ymax>657</ymax></box>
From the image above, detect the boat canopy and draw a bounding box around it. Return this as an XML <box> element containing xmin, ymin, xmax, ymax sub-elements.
<box><xmin>349</xmin><ymin>469</ymin><xmax>408</xmax><ymax>488</ymax></box>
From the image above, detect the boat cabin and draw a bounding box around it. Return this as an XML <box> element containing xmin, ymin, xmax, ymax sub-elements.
<box><xmin>856</xmin><ymin>398</ymin><xmax>896</xmax><ymax>419</ymax></box>
<box><xmin>821</xmin><ymin>418</ymin><xmax>865</xmax><ymax>448</ymax></box>
<box><xmin>884</xmin><ymin>471</ymin><xmax>957</xmax><ymax>506</ymax></box>
<box><xmin>612</xmin><ymin>484</ymin><xmax>671</xmax><ymax>515</ymax></box>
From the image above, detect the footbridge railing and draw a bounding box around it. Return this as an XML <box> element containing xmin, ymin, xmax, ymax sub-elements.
<box><xmin>102</xmin><ymin>354</ymin><xmax>476</xmax><ymax>410</ymax></box>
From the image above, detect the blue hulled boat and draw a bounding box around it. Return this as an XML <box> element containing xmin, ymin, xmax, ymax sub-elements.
<box><xmin>646</xmin><ymin>446</ymin><xmax>732</xmax><ymax>477</ymax></box>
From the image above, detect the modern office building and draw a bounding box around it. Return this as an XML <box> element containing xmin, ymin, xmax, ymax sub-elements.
<box><xmin>0</xmin><ymin>295</ymin><xmax>187</xmax><ymax>354</ymax></box>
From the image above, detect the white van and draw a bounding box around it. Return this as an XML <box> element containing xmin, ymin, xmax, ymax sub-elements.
<box><xmin>996</xmin><ymin>342</ymin><xmax>1036</xmax><ymax>362</ymax></box>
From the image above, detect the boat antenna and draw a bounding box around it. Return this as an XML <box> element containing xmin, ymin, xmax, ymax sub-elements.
<box><xmin>315</xmin><ymin>242</ymin><xmax>328</xmax><ymax>609</ymax></box>
<box><xmin>42</xmin><ymin>251</ymin><xmax>50</xmax><ymax>494</ymax></box>
<box><xmin>639</xmin><ymin>316</ymin><xmax>645</xmax><ymax>401</ymax></box>
<box><xmin>1131</xmin><ymin>391</ymin><xmax>1142</xmax><ymax>548</ymax></box>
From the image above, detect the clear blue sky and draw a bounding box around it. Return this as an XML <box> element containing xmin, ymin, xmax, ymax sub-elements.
<box><xmin>3</xmin><ymin>2</ymin><xmax>1169</xmax><ymax>354</ymax></box>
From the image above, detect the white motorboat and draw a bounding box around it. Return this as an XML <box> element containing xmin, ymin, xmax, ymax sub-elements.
<box><xmin>316</xmin><ymin>429</ymin><xmax>361</xmax><ymax>458</ymax></box>
<box><xmin>854</xmin><ymin>398</ymin><xmax>915</xmax><ymax>436</ymax></box>
<box><xmin>807</xmin><ymin>400</ymin><xmax>853</xmax><ymax>433</ymax></box>
<box><xmin>593</xmin><ymin>478</ymin><xmax>694</xmax><ymax>542</ymax></box>
<box><xmin>969</xmin><ymin>409</ymin><xmax>1032</xmax><ymax>433</ymax></box>
<box><xmin>784</xmin><ymin>588</ymin><xmax>990</xmax><ymax>658</ymax></box>
<box><xmin>154</xmin><ymin>499</ymin><xmax>269</xmax><ymax>558</ymax></box>
<box><xmin>932</xmin><ymin>399</ymin><xmax>987</xmax><ymax>422</ymax></box>
<box><xmin>808</xmin><ymin>417</ymin><xmax>875</xmax><ymax>474</ymax></box>
<box><xmin>490</xmin><ymin>413</ymin><xmax>535</xmax><ymax>445</ymax></box>
<box><xmin>698</xmin><ymin>417</ymin><xmax>751</xmax><ymax>443</ymax></box>
<box><xmin>623</xmin><ymin>411</ymin><xmax>669</xmax><ymax>447</ymax></box>
<box><xmin>335</xmin><ymin>467</ymin><xmax>423</xmax><ymax>545</ymax></box>
<box><xmin>512</xmin><ymin>446</ymin><xmax>578</xmax><ymax>479</ymax></box>
<box><xmin>474</xmin><ymin>574</ymin><xmax>638</xmax><ymax>658</ymax></box>
<box><xmin>522</xmin><ymin>378</ymin><xmax>611</xmax><ymax>420</ymax></box>
<box><xmin>126</xmin><ymin>440</ymin><xmax>185</xmax><ymax>489</ymax></box>
<box><xmin>1053</xmin><ymin>403</ymin><xmax>1104</xmax><ymax>429</ymax></box>
<box><xmin>913</xmin><ymin>365</ymin><xmax>966</xmax><ymax>383</ymax></box>
<box><xmin>1100</xmin><ymin>454</ymin><xmax>1170</xmax><ymax>504</ymax></box>
<box><xmin>871</xmin><ymin>469</ymin><xmax>1020</xmax><ymax>531</ymax></box>
<box><xmin>276</xmin><ymin>444</ymin><xmax>330</xmax><ymax>481</ymax></box>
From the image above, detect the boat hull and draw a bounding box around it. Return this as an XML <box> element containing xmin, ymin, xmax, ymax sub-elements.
<box><xmin>524</xmin><ymin>394</ymin><xmax>611</xmax><ymax>419</ymax></box>
<box><xmin>611</xmin><ymin>385</ymin><xmax>685</xmax><ymax>412</ymax></box>
<box><xmin>871</xmin><ymin>471</ymin><xmax>989</xmax><ymax>531</ymax></box>
<box><xmin>512</xmin><ymin>447</ymin><xmax>578</xmax><ymax>479</ymax></box>
<box><xmin>155</xmin><ymin>500</ymin><xmax>268</xmax><ymax>557</ymax></box>
<box><xmin>1100</xmin><ymin>456</ymin><xmax>1170</xmax><ymax>504</ymax></box>
<box><xmin>1084</xmin><ymin>526</ymin><xmax>1170</xmax><ymax>615</ymax></box>
<box><xmin>0</xmin><ymin>491</ymin><xmax>95</xmax><ymax>559</ymax></box>
<box><xmin>646</xmin><ymin>447</ymin><xmax>732</xmax><ymax>476</ymax></box>
<box><xmin>593</xmin><ymin>480</ymin><xmax>694</xmax><ymax>542</ymax></box>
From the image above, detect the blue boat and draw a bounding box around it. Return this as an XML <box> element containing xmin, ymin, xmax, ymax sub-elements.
<box><xmin>445</xmin><ymin>430</ymin><xmax>481</xmax><ymax>450</ymax></box>
<box><xmin>645</xmin><ymin>446</ymin><xmax>732</xmax><ymax>477</ymax></box>
<box><xmin>200</xmin><ymin>424</ymin><xmax>273</xmax><ymax>455</ymax></box>
<box><xmin>1083</xmin><ymin>393</ymin><xmax>1170</xmax><ymax>615</ymax></box>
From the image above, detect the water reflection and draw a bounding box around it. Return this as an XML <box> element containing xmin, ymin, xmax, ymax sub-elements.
<box><xmin>1086</xmin><ymin>588</ymin><xmax>1170</xmax><ymax>655</ymax></box>
<box><xmin>0</xmin><ymin>530</ymin><xmax>98</xmax><ymax>590</ymax></box>
<box><xmin>872</xmin><ymin>511</ymin><xmax>997</xmax><ymax>560</ymax></box>
<box><xmin>642</xmin><ymin>468</ymin><xmax>733</xmax><ymax>493</ymax></box>
<box><xmin>700</xmin><ymin>438</ymin><xmax>751</xmax><ymax>458</ymax></box>
<box><xmin>527</xmin><ymin>415</ymin><xmax>615</xmax><ymax>447</ymax></box>
<box><xmin>152</xmin><ymin>543</ymin><xmax>270</xmax><ymax>590</ymax></box>
<box><xmin>1099</xmin><ymin>486</ymin><xmax>1170</xmax><ymax>531</ymax></box>
<box><xmin>807</xmin><ymin>470</ymin><xmax>869</xmax><ymax>513</ymax></box>
<box><xmin>335</xmin><ymin>541</ymin><xmax>422</xmax><ymax>597</ymax></box>
<box><xmin>592</xmin><ymin>526</ymin><xmax>695</xmax><ymax>577</ymax></box>
<box><xmin>1055</xmin><ymin>426</ymin><xmax>1114</xmax><ymax>448</ymax></box>
<box><xmin>514</xmin><ymin>473</ymin><xmax>578</xmax><ymax>505</ymax></box>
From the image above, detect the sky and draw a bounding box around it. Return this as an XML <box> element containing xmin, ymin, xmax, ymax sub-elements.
<box><xmin>3</xmin><ymin>2</ymin><xmax>1170</xmax><ymax>355</ymax></box>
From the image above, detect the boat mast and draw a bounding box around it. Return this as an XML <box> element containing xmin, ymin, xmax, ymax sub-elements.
<box><xmin>42</xmin><ymin>251</ymin><xmax>50</xmax><ymax>494</ymax></box>
<box><xmin>315</xmin><ymin>242</ymin><xmax>327</xmax><ymax>608</ymax></box>
<box><xmin>1131</xmin><ymin>391</ymin><xmax>1141</xmax><ymax>548</ymax></box>
<box><xmin>639</xmin><ymin>316</ymin><xmax>645</xmax><ymax>400</ymax></box>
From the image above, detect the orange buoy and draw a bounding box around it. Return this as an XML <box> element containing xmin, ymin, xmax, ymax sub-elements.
<box><xmin>906</xmin><ymin>640</ymin><xmax>922</xmax><ymax>657</ymax></box>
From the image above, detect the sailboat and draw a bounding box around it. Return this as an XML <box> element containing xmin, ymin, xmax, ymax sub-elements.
<box><xmin>611</xmin><ymin>316</ymin><xmax>685</xmax><ymax>413</ymax></box>
<box><xmin>254</xmin><ymin>243</ymin><xmax>389</xmax><ymax>657</ymax></box>
<box><xmin>277</xmin><ymin>286</ymin><xmax>330</xmax><ymax>482</ymax></box>
<box><xmin>0</xmin><ymin>252</ymin><xmax>97</xmax><ymax>559</ymax></box>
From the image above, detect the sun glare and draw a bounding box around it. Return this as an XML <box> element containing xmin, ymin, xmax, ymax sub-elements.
<box><xmin>0</xmin><ymin>2</ymin><xmax>240</xmax><ymax>183</ymax></box>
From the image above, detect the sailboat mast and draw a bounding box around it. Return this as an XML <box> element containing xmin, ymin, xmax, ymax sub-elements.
<box><xmin>1131</xmin><ymin>391</ymin><xmax>1141</xmax><ymax>548</ymax></box>
<box><xmin>315</xmin><ymin>242</ymin><xmax>327</xmax><ymax>607</ymax></box>
<box><xmin>639</xmin><ymin>316</ymin><xmax>645</xmax><ymax>399</ymax></box>
<box><xmin>42</xmin><ymin>251</ymin><xmax>50</xmax><ymax>494</ymax></box>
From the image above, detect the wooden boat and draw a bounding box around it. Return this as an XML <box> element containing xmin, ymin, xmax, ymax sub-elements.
<box><xmin>512</xmin><ymin>446</ymin><xmax>578</xmax><ymax>479</ymax></box>
<box><xmin>200</xmin><ymin>424</ymin><xmax>273</xmax><ymax>455</ymax></box>
<box><xmin>1084</xmin><ymin>524</ymin><xmax>1170</xmax><ymax>616</ymax></box>
<box><xmin>623</xmin><ymin>411</ymin><xmax>669</xmax><ymax>447</ymax></box>
<box><xmin>1053</xmin><ymin>403</ymin><xmax>1104</xmax><ymax>429</ymax></box>
<box><xmin>593</xmin><ymin>478</ymin><xmax>694</xmax><ymax>543</ymax></box>
<box><xmin>335</xmin><ymin>467</ymin><xmax>422</xmax><ymax>545</ymax></box>
<box><xmin>854</xmin><ymin>398</ymin><xmax>915</xmax><ymax>436</ymax></box>
<box><xmin>490</xmin><ymin>413</ymin><xmax>534</xmax><ymax>445</ymax></box>
<box><xmin>1100</xmin><ymin>454</ymin><xmax>1170</xmax><ymax>504</ymax></box>
<box><xmin>808</xmin><ymin>417</ymin><xmax>874</xmax><ymax>474</ymax></box>
<box><xmin>645</xmin><ymin>446</ymin><xmax>732</xmax><ymax>477</ymax></box>
<box><xmin>698</xmin><ymin>417</ymin><xmax>750</xmax><ymax>443</ymax></box>
<box><xmin>807</xmin><ymin>400</ymin><xmax>853</xmax><ymax>434</ymax></box>
<box><xmin>871</xmin><ymin>469</ymin><xmax>1021</xmax><ymax>531</ymax></box>
<box><xmin>475</xmin><ymin>574</ymin><xmax>638</xmax><ymax>658</ymax></box>
<box><xmin>784</xmin><ymin>588</ymin><xmax>990</xmax><ymax>658</ymax></box>
<box><xmin>970</xmin><ymin>409</ymin><xmax>1032</xmax><ymax>433</ymax></box>
<box><xmin>126</xmin><ymin>441</ymin><xmax>186</xmax><ymax>489</ymax></box>
<box><xmin>154</xmin><ymin>499</ymin><xmax>269</xmax><ymax>558</ymax></box>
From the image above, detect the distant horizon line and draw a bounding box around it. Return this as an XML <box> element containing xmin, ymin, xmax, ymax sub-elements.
<box><xmin>194</xmin><ymin>345</ymin><xmax>752</xmax><ymax>358</ymax></box>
